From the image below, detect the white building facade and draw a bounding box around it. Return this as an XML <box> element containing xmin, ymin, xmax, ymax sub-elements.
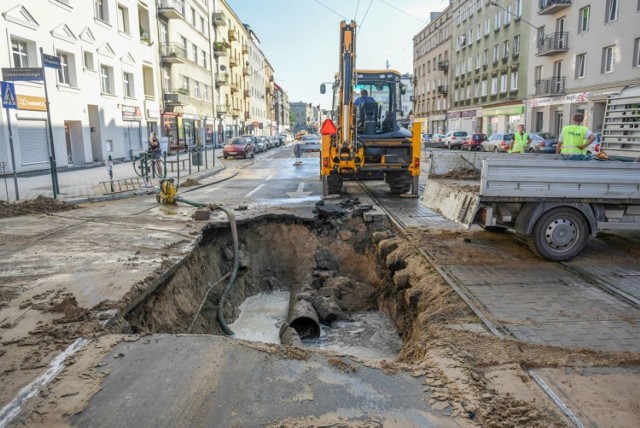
<box><xmin>1</xmin><ymin>0</ymin><xmax>162</xmax><ymax>172</ymax></box>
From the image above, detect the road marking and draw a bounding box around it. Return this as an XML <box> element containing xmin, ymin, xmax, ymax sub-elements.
<box><xmin>286</xmin><ymin>182</ymin><xmax>312</xmax><ymax>198</ymax></box>
<box><xmin>266</xmin><ymin>173</ymin><xmax>275</xmax><ymax>181</ymax></box>
<box><xmin>245</xmin><ymin>183</ymin><xmax>265</xmax><ymax>198</ymax></box>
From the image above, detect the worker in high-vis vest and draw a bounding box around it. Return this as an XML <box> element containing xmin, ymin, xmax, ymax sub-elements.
<box><xmin>509</xmin><ymin>124</ymin><xmax>531</xmax><ymax>153</ymax></box>
<box><xmin>557</xmin><ymin>113</ymin><xmax>595</xmax><ymax>156</ymax></box>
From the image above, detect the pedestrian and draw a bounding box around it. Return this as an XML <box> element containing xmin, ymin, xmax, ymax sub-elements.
<box><xmin>354</xmin><ymin>89</ymin><xmax>375</xmax><ymax>107</ymax></box>
<box><xmin>148</xmin><ymin>132</ymin><xmax>163</xmax><ymax>177</ymax></box>
<box><xmin>509</xmin><ymin>124</ymin><xmax>531</xmax><ymax>154</ymax></box>
<box><xmin>556</xmin><ymin>113</ymin><xmax>595</xmax><ymax>159</ymax></box>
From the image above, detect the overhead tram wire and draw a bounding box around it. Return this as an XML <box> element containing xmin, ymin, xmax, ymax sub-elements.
<box><xmin>357</xmin><ymin>0</ymin><xmax>374</xmax><ymax>35</ymax></box>
<box><xmin>353</xmin><ymin>0</ymin><xmax>361</xmax><ymax>21</ymax></box>
<box><xmin>376</xmin><ymin>0</ymin><xmax>428</xmax><ymax>25</ymax></box>
<box><xmin>312</xmin><ymin>0</ymin><xmax>348</xmax><ymax>20</ymax></box>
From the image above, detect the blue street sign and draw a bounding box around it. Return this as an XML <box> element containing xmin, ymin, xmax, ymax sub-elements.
<box><xmin>1</xmin><ymin>81</ymin><xmax>17</xmax><ymax>109</ymax></box>
<box><xmin>2</xmin><ymin>67</ymin><xmax>44</xmax><ymax>81</ymax></box>
<box><xmin>43</xmin><ymin>54</ymin><xmax>61</xmax><ymax>70</ymax></box>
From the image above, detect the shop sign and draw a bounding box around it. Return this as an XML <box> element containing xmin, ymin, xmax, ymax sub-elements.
<box><xmin>17</xmin><ymin>94</ymin><xmax>46</xmax><ymax>111</ymax></box>
<box><xmin>122</xmin><ymin>105</ymin><xmax>141</xmax><ymax>121</ymax></box>
<box><xmin>529</xmin><ymin>93</ymin><xmax>589</xmax><ymax>108</ymax></box>
<box><xmin>482</xmin><ymin>105</ymin><xmax>524</xmax><ymax>116</ymax></box>
<box><xmin>447</xmin><ymin>109</ymin><xmax>476</xmax><ymax>119</ymax></box>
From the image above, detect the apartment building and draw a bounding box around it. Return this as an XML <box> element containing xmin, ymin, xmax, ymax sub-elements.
<box><xmin>413</xmin><ymin>9</ymin><xmax>452</xmax><ymax>135</ymax></box>
<box><xmin>212</xmin><ymin>0</ymin><xmax>249</xmax><ymax>141</ymax></box>
<box><xmin>244</xmin><ymin>25</ymin><xmax>267</xmax><ymax>136</ymax></box>
<box><xmin>527</xmin><ymin>0</ymin><xmax>640</xmax><ymax>136</ymax></box>
<box><xmin>264</xmin><ymin>59</ymin><xmax>276</xmax><ymax>136</ymax></box>
<box><xmin>273</xmin><ymin>83</ymin><xmax>290</xmax><ymax>135</ymax></box>
<box><xmin>290</xmin><ymin>102</ymin><xmax>313</xmax><ymax>133</ymax></box>
<box><xmin>158</xmin><ymin>0</ymin><xmax>215</xmax><ymax>151</ymax></box>
<box><xmin>0</xmin><ymin>0</ymin><xmax>162</xmax><ymax>171</ymax></box>
<box><xmin>449</xmin><ymin>0</ymin><xmax>530</xmax><ymax>135</ymax></box>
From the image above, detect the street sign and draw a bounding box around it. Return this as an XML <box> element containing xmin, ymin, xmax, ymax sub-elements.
<box><xmin>2</xmin><ymin>67</ymin><xmax>45</xmax><ymax>81</ymax></box>
<box><xmin>42</xmin><ymin>54</ymin><xmax>61</xmax><ymax>70</ymax></box>
<box><xmin>1</xmin><ymin>81</ymin><xmax>17</xmax><ymax>109</ymax></box>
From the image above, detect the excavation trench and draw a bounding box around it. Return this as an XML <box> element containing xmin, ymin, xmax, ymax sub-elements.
<box><xmin>124</xmin><ymin>215</ymin><xmax>406</xmax><ymax>358</ymax></box>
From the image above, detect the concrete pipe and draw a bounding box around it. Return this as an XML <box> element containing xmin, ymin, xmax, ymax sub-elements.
<box><xmin>281</xmin><ymin>287</ymin><xmax>321</xmax><ymax>341</ymax></box>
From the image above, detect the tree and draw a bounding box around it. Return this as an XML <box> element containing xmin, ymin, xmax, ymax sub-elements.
<box><xmin>289</xmin><ymin>111</ymin><xmax>296</xmax><ymax>129</ymax></box>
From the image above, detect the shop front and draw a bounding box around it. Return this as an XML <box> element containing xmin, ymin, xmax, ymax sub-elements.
<box><xmin>482</xmin><ymin>105</ymin><xmax>524</xmax><ymax>136</ymax></box>
<box><xmin>121</xmin><ymin>104</ymin><xmax>142</xmax><ymax>160</ymax></box>
<box><xmin>427</xmin><ymin>114</ymin><xmax>446</xmax><ymax>135</ymax></box>
<box><xmin>447</xmin><ymin>109</ymin><xmax>480</xmax><ymax>134</ymax></box>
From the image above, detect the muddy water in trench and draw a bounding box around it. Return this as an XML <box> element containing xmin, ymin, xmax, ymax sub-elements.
<box><xmin>230</xmin><ymin>291</ymin><xmax>403</xmax><ymax>359</ymax></box>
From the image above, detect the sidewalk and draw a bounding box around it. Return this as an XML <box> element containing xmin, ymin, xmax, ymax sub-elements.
<box><xmin>0</xmin><ymin>149</ymin><xmax>225</xmax><ymax>203</ymax></box>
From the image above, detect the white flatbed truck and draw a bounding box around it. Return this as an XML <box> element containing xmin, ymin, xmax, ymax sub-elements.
<box><xmin>460</xmin><ymin>158</ymin><xmax>640</xmax><ymax>261</ymax></box>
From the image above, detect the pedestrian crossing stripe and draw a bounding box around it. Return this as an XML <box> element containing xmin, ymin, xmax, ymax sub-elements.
<box><xmin>1</xmin><ymin>81</ymin><xmax>17</xmax><ymax>108</ymax></box>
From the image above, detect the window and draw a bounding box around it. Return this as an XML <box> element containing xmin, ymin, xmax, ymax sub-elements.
<box><xmin>100</xmin><ymin>65</ymin><xmax>114</xmax><ymax>94</ymax></box>
<box><xmin>634</xmin><ymin>38</ymin><xmax>640</xmax><ymax>67</ymax></box>
<box><xmin>83</xmin><ymin>51</ymin><xmax>95</xmax><ymax>71</ymax></box>
<box><xmin>510</xmin><ymin>71</ymin><xmax>518</xmax><ymax>90</ymax></box>
<box><xmin>192</xmin><ymin>45</ymin><xmax>198</xmax><ymax>63</ymax></box>
<box><xmin>95</xmin><ymin>0</ymin><xmax>109</xmax><ymax>22</ymax></box>
<box><xmin>485</xmin><ymin>19</ymin><xmax>490</xmax><ymax>35</ymax></box>
<box><xmin>191</xmin><ymin>8</ymin><xmax>196</xmax><ymax>26</ymax></box>
<box><xmin>494</xmin><ymin>13</ymin><xmax>501</xmax><ymax>30</ymax></box>
<box><xmin>605</xmin><ymin>0</ymin><xmax>619</xmax><ymax>23</ymax></box>
<box><xmin>467</xmin><ymin>57</ymin><xmax>473</xmax><ymax>72</ymax></box>
<box><xmin>11</xmin><ymin>38</ymin><xmax>29</xmax><ymax>67</ymax></box>
<box><xmin>483</xmin><ymin>49</ymin><xmax>488</xmax><ymax>65</ymax></box>
<box><xmin>202</xmin><ymin>50</ymin><xmax>207</xmax><ymax>68</ymax></box>
<box><xmin>194</xmin><ymin>81</ymin><xmax>200</xmax><ymax>99</ymax></box>
<box><xmin>117</xmin><ymin>4</ymin><xmax>130</xmax><ymax>34</ymax></box>
<box><xmin>162</xmin><ymin>68</ymin><xmax>170</xmax><ymax>90</ymax></box>
<box><xmin>204</xmin><ymin>84</ymin><xmax>210</xmax><ymax>101</ymax></box>
<box><xmin>481</xmin><ymin>79</ymin><xmax>487</xmax><ymax>96</ymax></box>
<box><xmin>535</xmin><ymin>66</ymin><xmax>543</xmax><ymax>84</ymax></box>
<box><xmin>576</xmin><ymin>53</ymin><xmax>587</xmax><ymax>78</ymax></box>
<box><xmin>474</xmin><ymin>81</ymin><xmax>480</xmax><ymax>97</ymax></box>
<box><xmin>476</xmin><ymin>53</ymin><xmax>481</xmax><ymax>69</ymax></box>
<box><xmin>476</xmin><ymin>24</ymin><xmax>481</xmax><ymax>41</ymax></box>
<box><xmin>504</xmin><ymin>6</ymin><xmax>512</xmax><ymax>26</ymax></box>
<box><xmin>491</xmin><ymin>76</ymin><xmax>498</xmax><ymax>94</ymax></box>
<box><xmin>123</xmin><ymin>72</ymin><xmax>134</xmax><ymax>97</ymax></box>
<box><xmin>503</xmin><ymin>41</ymin><xmax>509</xmax><ymax>59</ymax></box>
<box><xmin>200</xmin><ymin>17</ymin><xmax>205</xmax><ymax>33</ymax></box>
<box><xmin>182</xmin><ymin>76</ymin><xmax>189</xmax><ymax>94</ymax></box>
<box><xmin>602</xmin><ymin>45</ymin><xmax>615</xmax><ymax>73</ymax></box>
<box><xmin>513</xmin><ymin>35</ymin><xmax>520</xmax><ymax>55</ymax></box>
<box><xmin>56</xmin><ymin>52</ymin><xmax>75</xmax><ymax>85</ymax></box>
<box><xmin>579</xmin><ymin>6</ymin><xmax>590</xmax><ymax>33</ymax></box>
<box><xmin>500</xmin><ymin>74</ymin><xmax>507</xmax><ymax>93</ymax></box>
<box><xmin>515</xmin><ymin>0</ymin><xmax>522</xmax><ymax>17</ymax></box>
<box><xmin>181</xmin><ymin>36</ymin><xmax>187</xmax><ymax>52</ymax></box>
<box><xmin>493</xmin><ymin>45</ymin><xmax>499</xmax><ymax>63</ymax></box>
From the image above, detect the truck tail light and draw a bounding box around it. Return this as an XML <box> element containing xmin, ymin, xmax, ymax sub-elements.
<box><xmin>323</xmin><ymin>157</ymin><xmax>329</xmax><ymax>168</ymax></box>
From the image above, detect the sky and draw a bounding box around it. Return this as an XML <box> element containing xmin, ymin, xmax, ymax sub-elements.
<box><xmin>225</xmin><ymin>0</ymin><xmax>447</xmax><ymax>108</ymax></box>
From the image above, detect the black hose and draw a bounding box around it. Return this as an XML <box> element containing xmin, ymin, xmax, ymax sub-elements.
<box><xmin>174</xmin><ymin>196</ymin><xmax>239</xmax><ymax>336</ymax></box>
<box><xmin>209</xmin><ymin>203</ymin><xmax>238</xmax><ymax>336</ymax></box>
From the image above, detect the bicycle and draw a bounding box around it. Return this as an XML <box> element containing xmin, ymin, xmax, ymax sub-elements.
<box><xmin>133</xmin><ymin>152</ymin><xmax>166</xmax><ymax>180</ymax></box>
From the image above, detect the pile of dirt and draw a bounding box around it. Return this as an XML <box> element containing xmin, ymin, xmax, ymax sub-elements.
<box><xmin>180</xmin><ymin>178</ymin><xmax>201</xmax><ymax>187</ymax></box>
<box><xmin>0</xmin><ymin>195</ymin><xmax>77</xmax><ymax>218</ymax></box>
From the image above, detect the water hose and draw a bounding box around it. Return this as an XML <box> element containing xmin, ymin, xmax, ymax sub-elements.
<box><xmin>174</xmin><ymin>196</ymin><xmax>239</xmax><ymax>336</ymax></box>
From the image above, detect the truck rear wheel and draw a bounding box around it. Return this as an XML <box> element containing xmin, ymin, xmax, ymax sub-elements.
<box><xmin>528</xmin><ymin>207</ymin><xmax>589</xmax><ymax>261</ymax></box>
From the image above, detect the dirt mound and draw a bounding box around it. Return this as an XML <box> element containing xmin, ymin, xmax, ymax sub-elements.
<box><xmin>0</xmin><ymin>195</ymin><xmax>77</xmax><ymax>218</ymax></box>
<box><xmin>180</xmin><ymin>178</ymin><xmax>201</xmax><ymax>187</ymax></box>
<box><xmin>431</xmin><ymin>168</ymin><xmax>480</xmax><ymax>180</ymax></box>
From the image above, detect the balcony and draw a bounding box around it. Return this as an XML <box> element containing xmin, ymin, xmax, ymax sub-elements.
<box><xmin>164</xmin><ymin>90</ymin><xmax>188</xmax><ymax>105</ymax></box>
<box><xmin>213</xmin><ymin>41</ymin><xmax>229</xmax><ymax>57</ymax></box>
<box><xmin>230</xmin><ymin>82</ymin><xmax>239</xmax><ymax>93</ymax></box>
<box><xmin>437</xmin><ymin>60</ymin><xmax>449</xmax><ymax>71</ymax></box>
<box><xmin>265</xmin><ymin>85</ymin><xmax>273</xmax><ymax>95</ymax></box>
<box><xmin>231</xmin><ymin>106</ymin><xmax>240</xmax><ymax>117</ymax></box>
<box><xmin>245</xmin><ymin>112</ymin><xmax>250</xmax><ymax>120</ymax></box>
<box><xmin>537</xmin><ymin>32</ymin><xmax>569</xmax><ymax>56</ymax></box>
<box><xmin>216</xmin><ymin>103</ymin><xmax>230</xmax><ymax>116</ymax></box>
<box><xmin>242</xmin><ymin>68</ymin><xmax>250</xmax><ymax>76</ymax></box>
<box><xmin>229</xmin><ymin>56</ymin><xmax>238</xmax><ymax>68</ymax></box>
<box><xmin>437</xmin><ymin>85</ymin><xmax>448</xmax><ymax>94</ymax></box>
<box><xmin>243</xmin><ymin>89</ymin><xmax>250</xmax><ymax>98</ymax></box>
<box><xmin>215</xmin><ymin>73</ymin><xmax>229</xmax><ymax>87</ymax></box>
<box><xmin>538</xmin><ymin>0</ymin><xmax>571</xmax><ymax>15</ymax></box>
<box><xmin>228</xmin><ymin>29</ymin><xmax>237</xmax><ymax>41</ymax></box>
<box><xmin>242</xmin><ymin>43</ymin><xmax>248</xmax><ymax>55</ymax></box>
<box><xmin>160</xmin><ymin>43</ymin><xmax>187</xmax><ymax>64</ymax></box>
<box><xmin>212</xmin><ymin>11</ymin><xmax>226</xmax><ymax>26</ymax></box>
<box><xmin>535</xmin><ymin>77</ymin><xmax>565</xmax><ymax>95</ymax></box>
<box><xmin>158</xmin><ymin>0</ymin><xmax>185</xmax><ymax>19</ymax></box>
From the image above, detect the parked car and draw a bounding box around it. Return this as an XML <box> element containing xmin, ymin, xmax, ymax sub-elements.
<box><xmin>462</xmin><ymin>133</ymin><xmax>488</xmax><ymax>151</ymax></box>
<box><xmin>427</xmin><ymin>133</ymin><xmax>446</xmax><ymax>148</ymax></box>
<box><xmin>300</xmin><ymin>134</ymin><xmax>321</xmax><ymax>152</ymax></box>
<box><xmin>483</xmin><ymin>133</ymin><xmax>514</xmax><ymax>152</ymax></box>
<box><xmin>443</xmin><ymin>131</ymin><xmax>468</xmax><ymax>149</ymax></box>
<box><xmin>421</xmin><ymin>133</ymin><xmax>433</xmax><ymax>143</ymax></box>
<box><xmin>223</xmin><ymin>137</ymin><xmax>255</xmax><ymax>159</ymax></box>
<box><xmin>254</xmin><ymin>137</ymin><xmax>267</xmax><ymax>153</ymax></box>
<box><xmin>526</xmin><ymin>132</ymin><xmax>557</xmax><ymax>153</ymax></box>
